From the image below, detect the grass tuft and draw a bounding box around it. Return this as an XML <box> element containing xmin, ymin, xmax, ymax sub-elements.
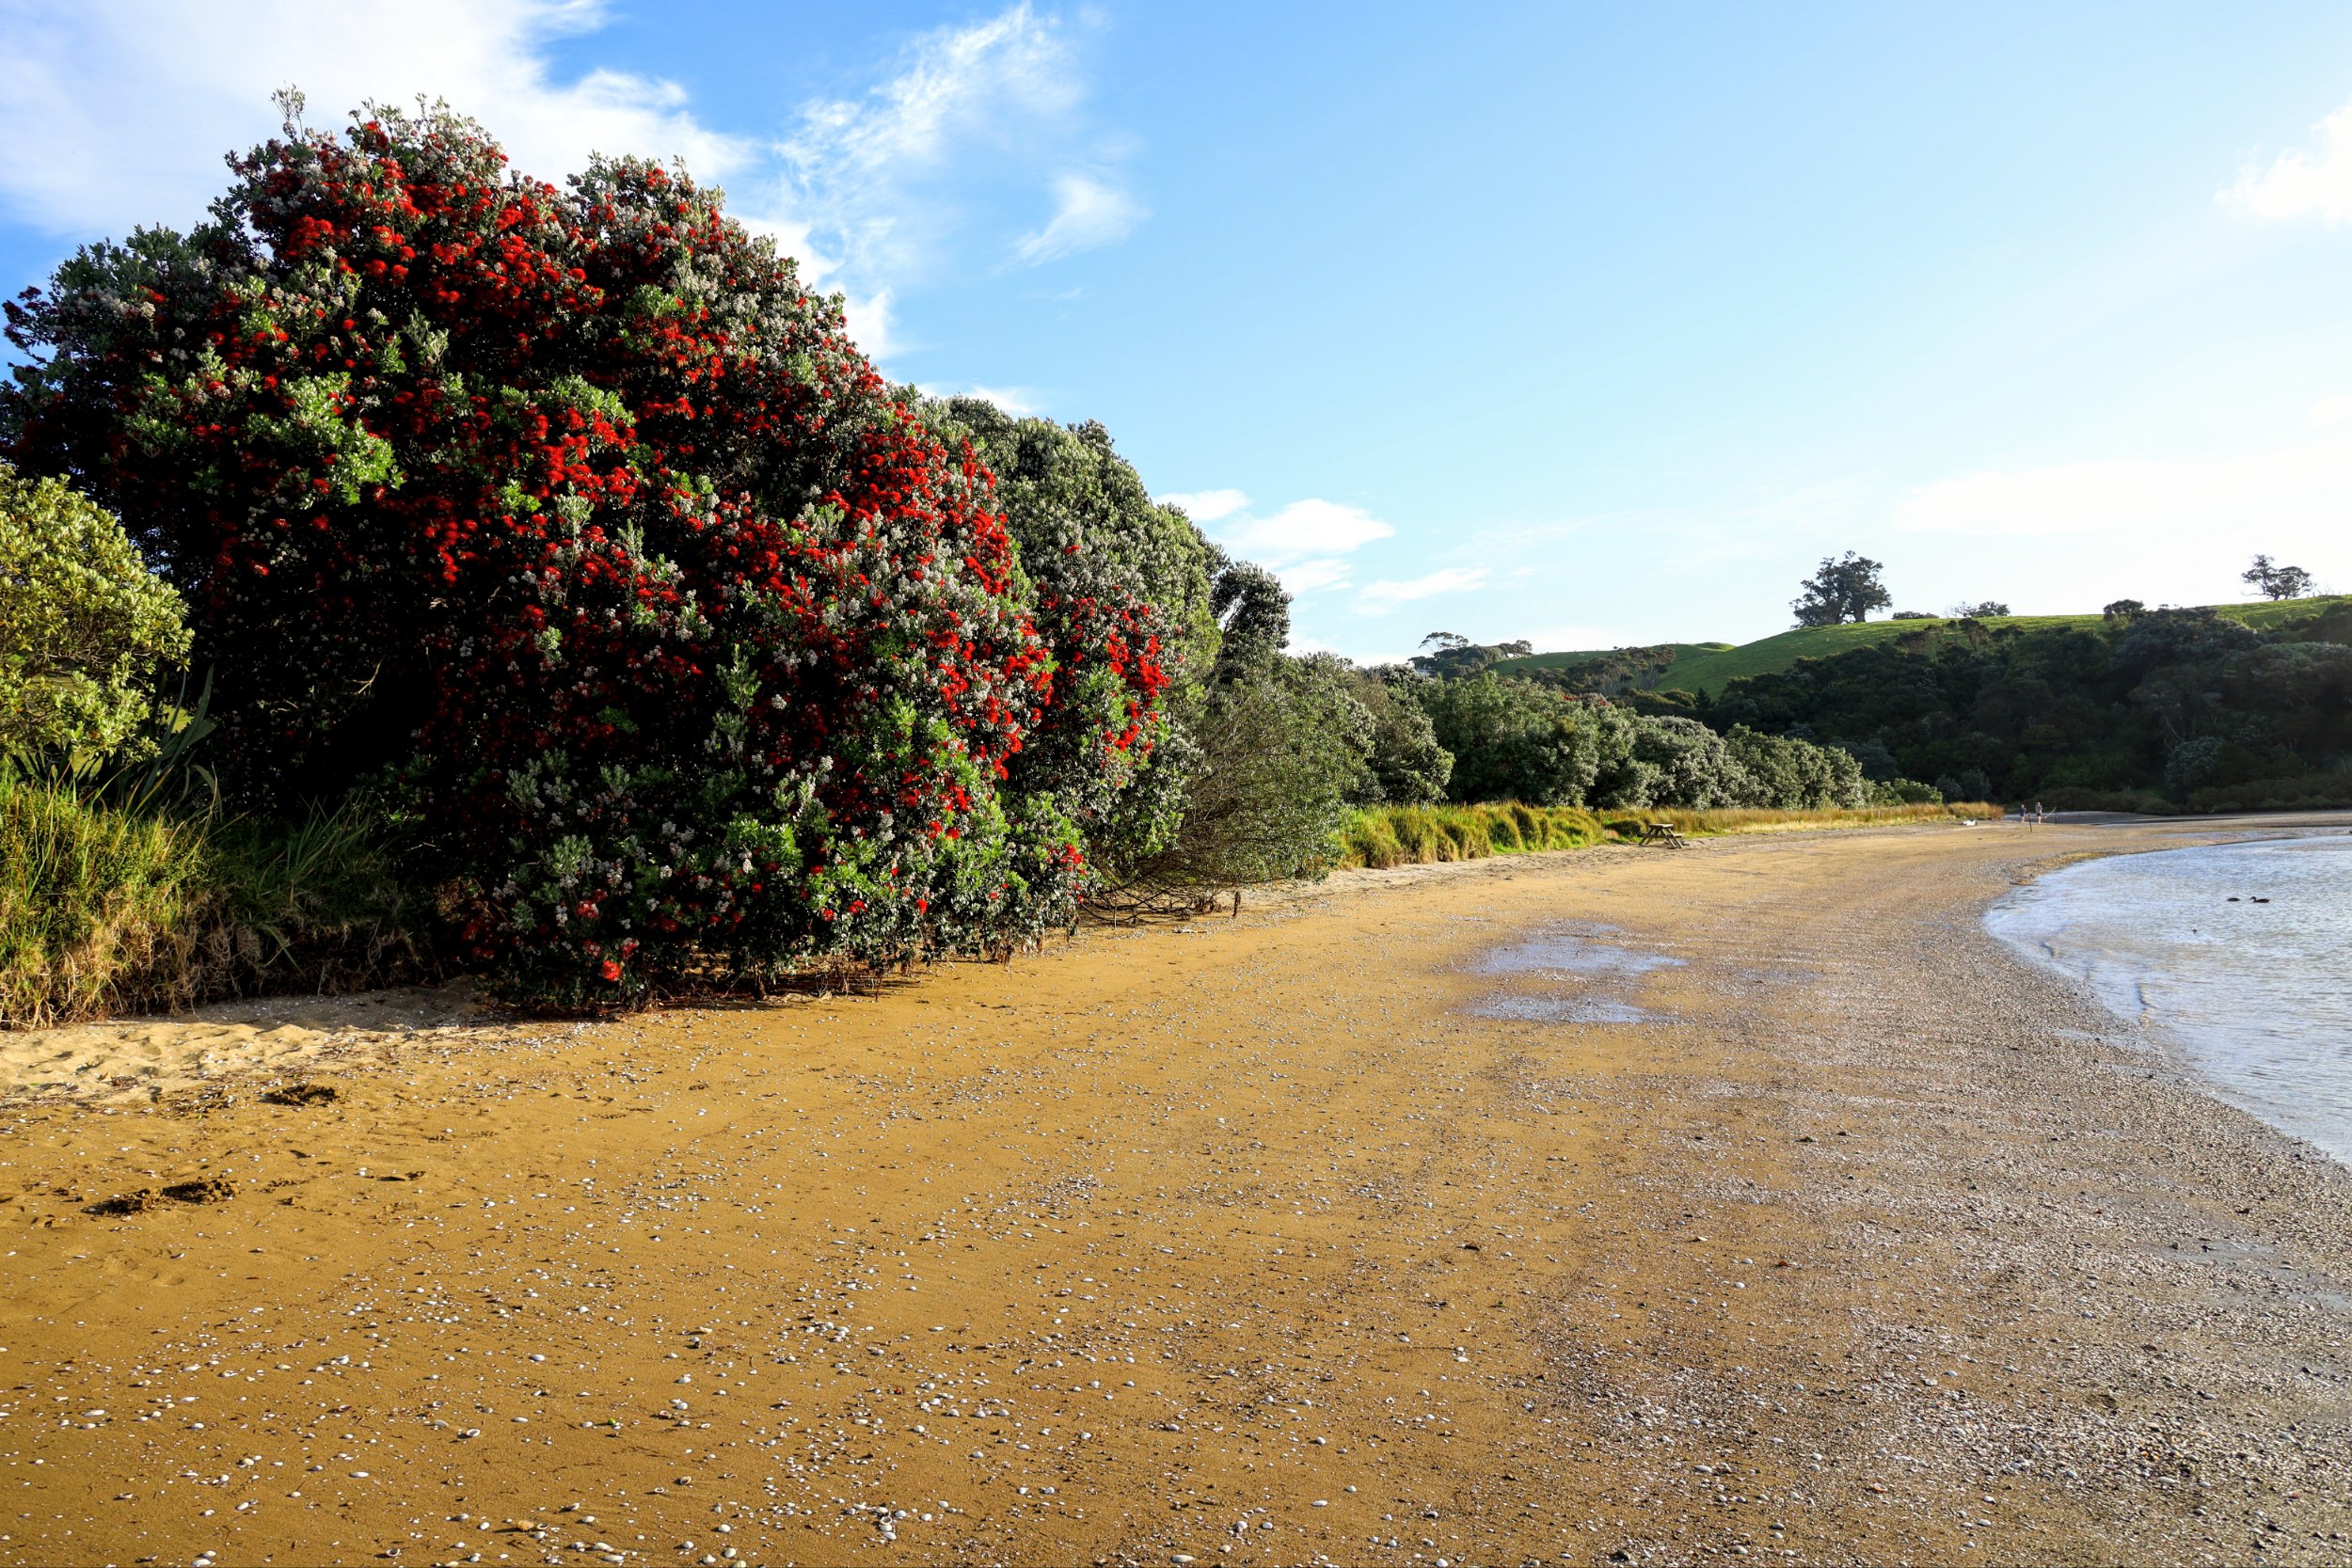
<box><xmin>0</xmin><ymin>771</ymin><xmax>428</xmax><ymax>1029</ymax></box>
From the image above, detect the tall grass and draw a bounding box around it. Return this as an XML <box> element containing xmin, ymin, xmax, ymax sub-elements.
<box><xmin>1338</xmin><ymin>801</ymin><xmax>1608</xmax><ymax>869</ymax></box>
<box><xmin>1337</xmin><ymin>799</ymin><xmax>1998</xmax><ymax>872</ymax></box>
<box><xmin>1601</xmin><ymin>801</ymin><xmax>2002</xmax><ymax>836</ymax></box>
<box><xmin>0</xmin><ymin>769</ymin><xmax>213</xmax><ymax>1026</ymax></box>
<box><xmin>0</xmin><ymin>770</ymin><xmax>427</xmax><ymax>1029</ymax></box>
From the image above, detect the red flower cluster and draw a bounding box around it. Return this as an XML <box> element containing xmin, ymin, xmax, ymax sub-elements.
<box><xmin>4</xmin><ymin>104</ymin><xmax>1149</xmax><ymax>1004</ymax></box>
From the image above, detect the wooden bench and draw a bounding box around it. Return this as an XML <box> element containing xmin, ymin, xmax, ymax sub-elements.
<box><xmin>1638</xmin><ymin>822</ymin><xmax>1690</xmax><ymax>848</ymax></box>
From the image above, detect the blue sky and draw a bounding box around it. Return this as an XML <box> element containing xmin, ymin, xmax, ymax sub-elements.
<box><xmin>8</xmin><ymin>2</ymin><xmax>2352</xmax><ymax>660</ymax></box>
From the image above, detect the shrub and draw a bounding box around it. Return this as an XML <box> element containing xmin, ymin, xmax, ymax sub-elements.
<box><xmin>5</xmin><ymin>103</ymin><xmax>1147</xmax><ymax>1005</ymax></box>
<box><xmin>0</xmin><ymin>463</ymin><xmax>188</xmax><ymax>766</ymax></box>
<box><xmin>1417</xmin><ymin>673</ymin><xmax>1607</xmax><ymax>805</ymax></box>
<box><xmin>1722</xmin><ymin>724</ymin><xmax>1869</xmax><ymax>809</ymax></box>
<box><xmin>1351</xmin><ymin>666</ymin><xmax>1452</xmax><ymax>805</ymax></box>
<box><xmin>918</xmin><ymin>400</ymin><xmax>1211</xmax><ymax>882</ymax></box>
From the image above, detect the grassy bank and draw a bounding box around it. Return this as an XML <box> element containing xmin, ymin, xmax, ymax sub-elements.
<box><xmin>0</xmin><ymin>771</ymin><xmax>426</xmax><ymax>1028</ymax></box>
<box><xmin>1338</xmin><ymin>799</ymin><xmax>1997</xmax><ymax>871</ymax></box>
<box><xmin>1338</xmin><ymin>802</ymin><xmax>1609</xmax><ymax>869</ymax></box>
<box><xmin>1602</xmin><ymin>800</ymin><xmax>2001</xmax><ymax>836</ymax></box>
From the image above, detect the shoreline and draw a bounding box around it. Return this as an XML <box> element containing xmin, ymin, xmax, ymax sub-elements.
<box><xmin>0</xmin><ymin>817</ymin><xmax>2347</xmax><ymax>1565</ymax></box>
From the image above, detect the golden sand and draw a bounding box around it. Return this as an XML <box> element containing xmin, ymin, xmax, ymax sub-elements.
<box><xmin>0</xmin><ymin>818</ymin><xmax>2344</xmax><ymax>1566</ymax></box>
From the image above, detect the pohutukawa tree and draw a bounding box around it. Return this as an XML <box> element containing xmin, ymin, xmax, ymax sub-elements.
<box><xmin>2</xmin><ymin>101</ymin><xmax>1168</xmax><ymax>1005</ymax></box>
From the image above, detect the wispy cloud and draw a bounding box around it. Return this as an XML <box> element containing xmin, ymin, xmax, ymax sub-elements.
<box><xmin>1014</xmin><ymin>172</ymin><xmax>1145</xmax><ymax>263</ymax></box>
<box><xmin>1156</xmin><ymin>487</ymin><xmax>1250</xmax><ymax>523</ymax></box>
<box><xmin>0</xmin><ymin>2</ymin><xmax>1146</xmax><ymax>368</ymax></box>
<box><xmin>1356</xmin><ymin>566</ymin><xmax>1490</xmax><ymax>614</ymax></box>
<box><xmin>2224</xmin><ymin>97</ymin><xmax>2352</xmax><ymax>225</ymax></box>
<box><xmin>772</xmin><ymin>6</ymin><xmax>1088</xmax><ymax>287</ymax></box>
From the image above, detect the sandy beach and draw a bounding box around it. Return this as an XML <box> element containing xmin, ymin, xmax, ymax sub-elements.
<box><xmin>2</xmin><ymin>816</ymin><xmax>2348</xmax><ymax>1567</ymax></box>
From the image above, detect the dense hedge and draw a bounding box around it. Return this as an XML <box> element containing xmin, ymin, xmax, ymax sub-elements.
<box><xmin>1701</xmin><ymin>606</ymin><xmax>2352</xmax><ymax>804</ymax></box>
<box><xmin>2</xmin><ymin>104</ymin><xmax>1162</xmax><ymax>1004</ymax></box>
<box><xmin>1411</xmin><ymin>673</ymin><xmax>1868</xmax><ymax>811</ymax></box>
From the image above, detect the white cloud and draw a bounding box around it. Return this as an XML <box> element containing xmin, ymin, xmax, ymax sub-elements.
<box><xmin>2224</xmin><ymin>98</ymin><xmax>2352</xmax><ymax>225</ymax></box>
<box><xmin>1014</xmin><ymin>172</ymin><xmax>1145</xmax><ymax>263</ymax></box>
<box><xmin>1893</xmin><ymin>425</ymin><xmax>2352</xmax><ymax>538</ymax></box>
<box><xmin>0</xmin><ymin>0</ymin><xmax>745</xmax><ymax>238</ymax></box>
<box><xmin>1216</xmin><ymin>498</ymin><xmax>1394</xmax><ymax>567</ymax></box>
<box><xmin>0</xmin><ymin>2</ymin><xmax>1142</xmax><ymax>371</ymax></box>
<box><xmin>1156</xmin><ymin>487</ymin><xmax>1249</xmax><ymax>522</ymax></box>
<box><xmin>1355</xmin><ymin>566</ymin><xmax>1490</xmax><ymax>615</ymax></box>
<box><xmin>1277</xmin><ymin>559</ymin><xmax>1355</xmax><ymax>595</ymax></box>
<box><xmin>919</xmin><ymin>382</ymin><xmax>1043</xmax><ymax>416</ymax></box>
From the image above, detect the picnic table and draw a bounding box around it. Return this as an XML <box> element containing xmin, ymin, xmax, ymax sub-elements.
<box><xmin>1638</xmin><ymin>822</ymin><xmax>1690</xmax><ymax>848</ymax></box>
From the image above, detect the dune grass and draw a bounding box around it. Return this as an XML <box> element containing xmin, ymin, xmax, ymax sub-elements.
<box><xmin>1337</xmin><ymin>798</ymin><xmax>1998</xmax><ymax>872</ymax></box>
<box><xmin>0</xmin><ymin>770</ymin><xmax>427</xmax><ymax>1029</ymax></box>
<box><xmin>0</xmin><ymin>769</ymin><xmax>213</xmax><ymax>1026</ymax></box>
<box><xmin>1599</xmin><ymin>801</ymin><xmax>2001</xmax><ymax>836</ymax></box>
<box><xmin>1338</xmin><ymin>801</ymin><xmax>1609</xmax><ymax>869</ymax></box>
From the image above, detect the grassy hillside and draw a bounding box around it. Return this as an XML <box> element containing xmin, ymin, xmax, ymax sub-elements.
<box><xmin>1495</xmin><ymin>596</ymin><xmax>2352</xmax><ymax>697</ymax></box>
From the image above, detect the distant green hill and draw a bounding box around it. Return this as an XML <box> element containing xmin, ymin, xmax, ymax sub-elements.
<box><xmin>1502</xmin><ymin>641</ymin><xmax>1732</xmax><ymax>673</ymax></box>
<box><xmin>1493</xmin><ymin>596</ymin><xmax>2352</xmax><ymax>698</ymax></box>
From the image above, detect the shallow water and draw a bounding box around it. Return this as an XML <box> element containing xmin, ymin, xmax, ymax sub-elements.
<box><xmin>1988</xmin><ymin>833</ymin><xmax>2352</xmax><ymax>1164</ymax></box>
<box><xmin>1462</xmin><ymin>927</ymin><xmax>1680</xmax><ymax>1024</ymax></box>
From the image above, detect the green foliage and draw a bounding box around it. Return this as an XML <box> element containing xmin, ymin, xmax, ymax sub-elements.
<box><xmin>1088</xmin><ymin>542</ymin><xmax>1377</xmax><ymax>909</ymax></box>
<box><xmin>0</xmin><ymin>463</ymin><xmax>189</xmax><ymax>767</ymax></box>
<box><xmin>1496</xmin><ymin>596</ymin><xmax>2352</xmax><ymax>699</ymax></box>
<box><xmin>1701</xmin><ymin>604</ymin><xmax>2352</xmax><ymax>804</ymax></box>
<box><xmin>1349</xmin><ymin>667</ymin><xmax>1452</xmax><ymax>805</ymax></box>
<box><xmin>1722</xmin><ymin>724</ymin><xmax>1870</xmax><ymax>809</ymax></box>
<box><xmin>1415</xmin><ymin>673</ymin><xmax>1601</xmax><ymax>805</ymax></box>
<box><xmin>2243</xmin><ymin>554</ymin><xmax>2316</xmax><ymax>601</ymax></box>
<box><xmin>918</xmin><ymin>398</ymin><xmax>1219</xmax><ymax>892</ymax></box>
<box><xmin>1411</xmin><ymin>673</ymin><xmax>1867</xmax><ymax>812</ymax></box>
<box><xmin>1109</xmin><ymin>652</ymin><xmax>1371</xmax><ymax>901</ymax></box>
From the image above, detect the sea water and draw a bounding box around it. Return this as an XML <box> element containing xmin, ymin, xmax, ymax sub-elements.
<box><xmin>1987</xmin><ymin>832</ymin><xmax>2352</xmax><ymax>1164</ymax></box>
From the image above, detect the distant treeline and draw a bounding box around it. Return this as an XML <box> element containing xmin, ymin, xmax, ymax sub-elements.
<box><xmin>1668</xmin><ymin>604</ymin><xmax>2352</xmax><ymax>812</ymax></box>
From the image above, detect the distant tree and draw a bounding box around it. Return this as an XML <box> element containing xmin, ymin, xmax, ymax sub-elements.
<box><xmin>1949</xmin><ymin>600</ymin><xmax>2010</xmax><ymax>619</ymax></box>
<box><xmin>2103</xmin><ymin>599</ymin><xmax>2146</xmax><ymax>623</ymax></box>
<box><xmin>1791</xmin><ymin>553</ymin><xmax>1892</xmax><ymax>627</ymax></box>
<box><xmin>2243</xmin><ymin>555</ymin><xmax>2315</xmax><ymax>600</ymax></box>
<box><xmin>1409</xmin><ymin>631</ymin><xmax>1532</xmax><ymax>680</ymax></box>
<box><xmin>1891</xmin><ymin>610</ymin><xmax>1934</xmax><ymax>621</ymax></box>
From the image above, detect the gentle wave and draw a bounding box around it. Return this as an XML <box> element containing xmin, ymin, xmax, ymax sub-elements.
<box><xmin>1988</xmin><ymin>832</ymin><xmax>2352</xmax><ymax>1164</ymax></box>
